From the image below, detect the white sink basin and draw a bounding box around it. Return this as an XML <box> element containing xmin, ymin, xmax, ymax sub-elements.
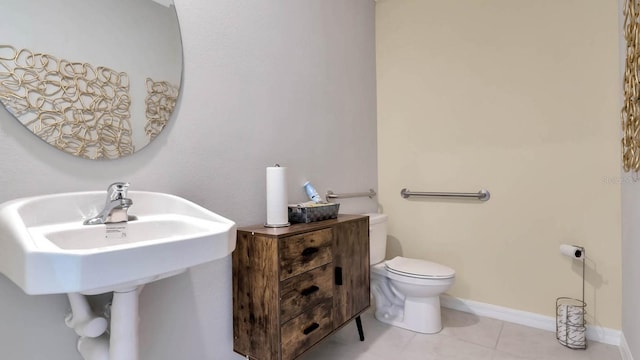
<box><xmin>0</xmin><ymin>191</ymin><xmax>236</xmax><ymax>295</ymax></box>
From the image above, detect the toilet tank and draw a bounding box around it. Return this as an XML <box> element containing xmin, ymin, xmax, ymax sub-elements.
<box><xmin>365</xmin><ymin>213</ymin><xmax>388</xmax><ymax>265</ymax></box>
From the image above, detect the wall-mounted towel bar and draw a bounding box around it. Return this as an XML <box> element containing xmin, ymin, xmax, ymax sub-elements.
<box><xmin>400</xmin><ymin>188</ymin><xmax>490</xmax><ymax>201</ymax></box>
<box><xmin>326</xmin><ymin>189</ymin><xmax>377</xmax><ymax>202</ymax></box>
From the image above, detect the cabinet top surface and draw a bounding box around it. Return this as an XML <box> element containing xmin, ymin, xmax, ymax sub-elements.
<box><xmin>238</xmin><ymin>214</ymin><xmax>368</xmax><ymax>237</ymax></box>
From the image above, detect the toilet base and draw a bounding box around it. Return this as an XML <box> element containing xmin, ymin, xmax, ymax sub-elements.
<box><xmin>374</xmin><ymin>295</ymin><xmax>443</xmax><ymax>334</ymax></box>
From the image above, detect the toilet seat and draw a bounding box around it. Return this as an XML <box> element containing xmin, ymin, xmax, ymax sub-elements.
<box><xmin>385</xmin><ymin>256</ymin><xmax>455</xmax><ymax>280</ymax></box>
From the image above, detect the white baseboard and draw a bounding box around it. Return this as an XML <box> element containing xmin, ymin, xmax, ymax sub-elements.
<box><xmin>440</xmin><ymin>295</ymin><xmax>621</xmax><ymax>346</ymax></box>
<box><xmin>620</xmin><ymin>332</ymin><xmax>635</xmax><ymax>360</ymax></box>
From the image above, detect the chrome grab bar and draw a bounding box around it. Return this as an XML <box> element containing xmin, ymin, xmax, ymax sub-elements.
<box><xmin>400</xmin><ymin>188</ymin><xmax>490</xmax><ymax>201</ymax></box>
<box><xmin>326</xmin><ymin>189</ymin><xmax>377</xmax><ymax>202</ymax></box>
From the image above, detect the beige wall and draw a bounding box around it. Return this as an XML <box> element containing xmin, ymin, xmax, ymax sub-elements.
<box><xmin>376</xmin><ymin>0</ymin><xmax>621</xmax><ymax>329</ymax></box>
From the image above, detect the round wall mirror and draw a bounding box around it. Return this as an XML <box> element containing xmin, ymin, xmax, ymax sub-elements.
<box><xmin>0</xmin><ymin>0</ymin><xmax>183</xmax><ymax>160</ymax></box>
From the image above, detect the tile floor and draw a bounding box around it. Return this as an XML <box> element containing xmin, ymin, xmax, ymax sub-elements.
<box><xmin>299</xmin><ymin>308</ymin><xmax>621</xmax><ymax>360</ymax></box>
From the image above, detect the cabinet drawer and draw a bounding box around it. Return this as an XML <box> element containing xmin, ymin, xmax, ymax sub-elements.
<box><xmin>279</xmin><ymin>228</ymin><xmax>332</xmax><ymax>281</ymax></box>
<box><xmin>280</xmin><ymin>263</ymin><xmax>333</xmax><ymax>323</ymax></box>
<box><xmin>281</xmin><ymin>301</ymin><xmax>333</xmax><ymax>360</ymax></box>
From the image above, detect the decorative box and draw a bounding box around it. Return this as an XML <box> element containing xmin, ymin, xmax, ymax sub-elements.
<box><xmin>288</xmin><ymin>203</ymin><xmax>340</xmax><ymax>223</ymax></box>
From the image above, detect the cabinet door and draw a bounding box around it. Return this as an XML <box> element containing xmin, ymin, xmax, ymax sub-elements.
<box><xmin>332</xmin><ymin>217</ymin><xmax>370</xmax><ymax>327</ymax></box>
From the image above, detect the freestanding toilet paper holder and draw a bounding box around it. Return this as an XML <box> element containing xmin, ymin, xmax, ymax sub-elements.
<box><xmin>556</xmin><ymin>245</ymin><xmax>587</xmax><ymax>350</ymax></box>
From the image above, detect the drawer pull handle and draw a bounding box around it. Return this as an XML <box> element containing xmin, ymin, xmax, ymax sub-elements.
<box><xmin>303</xmin><ymin>322</ymin><xmax>320</xmax><ymax>335</ymax></box>
<box><xmin>301</xmin><ymin>247</ymin><xmax>319</xmax><ymax>257</ymax></box>
<box><xmin>300</xmin><ymin>285</ymin><xmax>320</xmax><ymax>296</ymax></box>
<box><xmin>335</xmin><ymin>267</ymin><xmax>343</xmax><ymax>286</ymax></box>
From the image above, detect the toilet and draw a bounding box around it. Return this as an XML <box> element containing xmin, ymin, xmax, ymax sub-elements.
<box><xmin>367</xmin><ymin>213</ymin><xmax>455</xmax><ymax>334</ymax></box>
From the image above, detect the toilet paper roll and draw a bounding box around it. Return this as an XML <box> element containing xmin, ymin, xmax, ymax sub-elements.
<box><xmin>560</xmin><ymin>244</ymin><xmax>584</xmax><ymax>260</ymax></box>
<box><xmin>567</xmin><ymin>324</ymin><xmax>586</xmax><ymax>348</ymax></box>
<box><xmin>266</xmin><ymin>165</ymin><xmax>289</xmax><ymax>227</ymax></box>
<box><xmin>556</xmin><ymin>304</ymin><xmax>567</xmax><ymax>343</ymax></box>
<box><xmin>565</xmin><ymin>305</ymin><xmax>585</xmax><ymax>326</ymax></box>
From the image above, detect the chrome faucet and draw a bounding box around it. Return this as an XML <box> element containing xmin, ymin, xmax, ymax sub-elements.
<box><xmin>84</xmin><ymin>182</ymin><xmax>137</xmax><ymax>225</ymax></box>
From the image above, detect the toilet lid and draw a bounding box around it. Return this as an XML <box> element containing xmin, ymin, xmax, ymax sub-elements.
<box><xmin>385</xmin><ymin>256</ymin><xmax>455</xmax><ymax>279</ymax></box>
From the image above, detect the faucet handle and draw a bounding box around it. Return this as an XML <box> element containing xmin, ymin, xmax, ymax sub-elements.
<box><xmin>107</xmin><ymin>182</ymin><xmax>130</xmax><ymax>201</ymax></box>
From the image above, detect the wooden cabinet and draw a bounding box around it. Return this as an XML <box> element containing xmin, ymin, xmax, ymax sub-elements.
<box><xmin>233</xmin><ymin>215</ymin><xmax>370</xmax><ymax>360</ymax></box>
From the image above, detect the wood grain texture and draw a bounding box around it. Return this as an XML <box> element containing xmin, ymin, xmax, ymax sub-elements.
<box><xmin>239</xmin><ymin>214</ymin><xmax>364</xmax><ymax>237</ymax></box>
<box><xmin>279</xmin><ymin>228</ymin><xmax>332</xmax><ymax>281</ymax></box>
<box><xmin>332</xmin><ymin>217</ymin><xmax>370</xmax><ymax>327</ymax></box>
<box><xmin>233</xmin><ymin>231</ymin><xmax>281</xmax><ymax>359</ymax></box>
<box><xmin>280</xmin><ymin>263</ymin><xmax>333</xmax><ymax>323</ymax></box>
<box><xmin>281</xmin><ymin>301</ymin><xmax>333</xmax><ymax>360</ymax></box>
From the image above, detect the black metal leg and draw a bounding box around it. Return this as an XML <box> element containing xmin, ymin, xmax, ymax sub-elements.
<box><xmin>356</xmin><ymin>315</ymin><xmax>365</xmax><ymax>341</ymax></box>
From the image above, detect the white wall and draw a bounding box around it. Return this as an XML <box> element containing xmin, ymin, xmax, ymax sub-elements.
<box><xmin>0</xmin><ymin>0</ymin><xmax>377</xmax><ymax>359</ymax></box>
<box><xmin>376</xmin><ymin>0</ymin><xmax>622</xmax><ymax>330</ymax></box>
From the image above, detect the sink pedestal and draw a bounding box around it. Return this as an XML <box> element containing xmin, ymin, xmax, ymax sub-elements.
<box><xmin>109</xmin><ymin>288</ymin><xmax>140</xmax><ymax>360</ymax></box>
<box><xmin>69</xmin><ymin>287</ymin><xmax>142</xmax><ymax>360</ymax></box>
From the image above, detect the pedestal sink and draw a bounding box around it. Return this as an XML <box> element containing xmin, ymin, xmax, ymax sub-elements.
<box><xmin>0</xmin><ymin>190</ymin><xmax>237</xmax><ymax>360</ymax></box>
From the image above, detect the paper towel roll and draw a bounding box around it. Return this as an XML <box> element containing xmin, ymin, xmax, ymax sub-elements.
<box><xmin>266</xmin><ymin>165</ymin><xmax>289</xmax><ymax>227</ymax></box>
<box><xmin>560</xmin><ymin>244</ymin><xmax>584</xmax><ymax>260</ymax></box>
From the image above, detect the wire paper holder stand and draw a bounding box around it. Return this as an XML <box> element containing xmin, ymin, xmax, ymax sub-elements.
<box><xmin>555</xmin><ymin>246</ymin><xmax>587</xmax><ymax>350</ymax></box>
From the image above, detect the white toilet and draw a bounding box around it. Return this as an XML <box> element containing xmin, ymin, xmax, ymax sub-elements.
<box><xmin>367</xmin><ymin>213</ymin><xmax>455</xmax><ymax>334</ymax></box>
